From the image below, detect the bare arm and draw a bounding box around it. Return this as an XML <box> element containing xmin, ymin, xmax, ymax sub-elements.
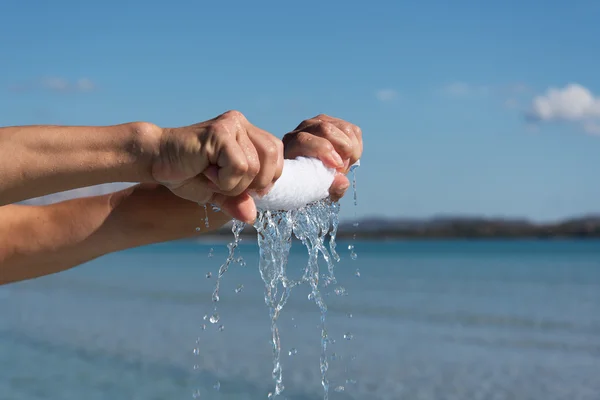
<box><xmin>0</xmin><ymin>185</ymin><xmax>231</xmax><ymax>285</ymax></box>
<box><xmin>0</xmin><ymin>123</ymin><xmax>157</xmax><ymax>205</ymax></box>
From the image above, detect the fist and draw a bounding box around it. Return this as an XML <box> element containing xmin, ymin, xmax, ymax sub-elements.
<box><xmin>150</xmin><ymin>110</ymin><xmax>284</xmax><ymax>223</ymax></box>
<box><xmin>282</xmin><ymin>114</ymin><xmax>363</xmax><ymax>200</ymax></box>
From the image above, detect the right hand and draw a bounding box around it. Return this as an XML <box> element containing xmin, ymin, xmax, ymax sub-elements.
<box><xmin>147</xmin><ymin>110</ymin><xmax>284</xmax><ymax>223</ymax></box>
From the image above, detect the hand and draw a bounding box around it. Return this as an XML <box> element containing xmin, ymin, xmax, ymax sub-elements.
<box><xmin>109</xmin><ymin>183</ymin><xmax>233</xmax><ymax>241</ymax></box>
<box><xmin>148</xmin><ymin>110</ymin><xmax>284</xmax><ymax>223</ymax></box>
<box><xmin>282</xmin><ymin>114</ymin><xmax>363</xmax><ymax>201</ymax></box>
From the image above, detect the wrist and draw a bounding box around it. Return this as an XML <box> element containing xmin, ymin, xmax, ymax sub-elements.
<box><xmin>121</xmin><ymin>121</ymin><xmax>163</xmax><ymax>183</ymax></box>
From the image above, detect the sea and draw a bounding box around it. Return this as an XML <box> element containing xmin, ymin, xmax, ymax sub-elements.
<box><xmin>1</xmin><ymin>239</ymin><xmax>599</xmax><ymax>400</ymax></box>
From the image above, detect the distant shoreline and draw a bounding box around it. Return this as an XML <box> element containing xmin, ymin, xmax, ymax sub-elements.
<box><xmin>191</xmin><ymin>214</ymin><xmax>600</xmax><ymax>240</ymax></box>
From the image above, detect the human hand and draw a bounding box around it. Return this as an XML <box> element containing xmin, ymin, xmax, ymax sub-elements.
<box><xmin>108</xmin><ymin>183</ymin><xmax>233</xmax><ymax>242</ymax></box>
<box><xmin>282</xmin><ymin>114</ymin><xmax>363</xmax><ymax>201</ymax></box>
<box><xmin>147</xmin><ymin>111</ymin><xmax>283</xmax><ymax>223</ymax></box>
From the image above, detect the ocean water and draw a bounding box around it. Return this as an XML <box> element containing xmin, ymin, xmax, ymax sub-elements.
<box><xmin>1</xmin><ymin>239</ymin><xmax>600</xmax><ymax>400</ymax></box>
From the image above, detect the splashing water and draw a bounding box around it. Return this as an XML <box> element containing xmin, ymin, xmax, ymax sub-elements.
<box><xmin>211</xmin><ymin>220</ymin><xmax>245</xmax><ymax>304</ymax></box>
<box><xmin>201</xmin><ymin>161</ymin><xmax>360</xmax><ymax>399</ymax></box>
<box><xmin>252</xmin><ymin>198</ymin><xmax>342</xmax><ymax>399</ymax></box>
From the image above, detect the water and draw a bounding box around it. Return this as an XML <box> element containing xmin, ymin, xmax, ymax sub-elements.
<box><xmin>2</xmin><ymin>240</ymin><xmax>600</xmax><ymax>399</ymax></box>
<box><xmin>252</xmin><ymin>199</ymin><xmax>342</xmax><ymax>399</ymax></box>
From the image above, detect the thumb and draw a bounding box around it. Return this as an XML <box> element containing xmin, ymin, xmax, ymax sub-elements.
<box><xmin>211</xmin><ymin>192</ymin><xmax>257</xmax><ymax>224</ymax></box>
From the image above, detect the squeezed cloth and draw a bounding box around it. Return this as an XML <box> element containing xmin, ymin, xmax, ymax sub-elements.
<box><xmin>250</xmin><ymin>157</ymin><xmax>336</xmax><ymax>211</ymax></box>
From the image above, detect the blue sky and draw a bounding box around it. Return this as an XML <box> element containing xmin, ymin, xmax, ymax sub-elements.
<box><xmin>2</xmin><ymin>0</ymin><xmax>600</xmax><ymax>222</ymax></box>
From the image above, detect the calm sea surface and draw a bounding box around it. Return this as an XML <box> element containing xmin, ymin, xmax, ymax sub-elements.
<box><xmin>1</xmin><ymin>239</ymin><xmax>599</xmax><ymax>399</ymax></box>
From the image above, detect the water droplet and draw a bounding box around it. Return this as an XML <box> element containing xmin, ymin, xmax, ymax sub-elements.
<box><xmin>218</xmin><ymin>324</ymin><xmax>225</xmax><ymax>332</ymax></box>
<box><xmin>352</xmin><ymin>221</ymin><xmax>359</xmax><ymax>227</ymax></box>
<box><xmin>204</xmin><ymin>204</ymin><xmax>210</xmax><ymax>228</ymax></box>
<box><xmin>343</xmin><ymin>332</ymin><xmax>354</xmax><ymax>340</ymax></box>
<box><xmin>308</xmin><ymin>292</ymin><xmax>315</xmax><ymax>301</ymax></box>
<box><xmin>334</xmin><ymin>286</ymin><xmax>347</xmax><ymax>296</ymax></box>
<box><xmin>355</xmin><ymin>269</ymin><xmax>361</xmax><ymax>277</ymax></box>
<box><xmin>234</xmin><ymin>284</ymin><xmax>244</xmax><ymax>293</ymax></box>
<box><xmin>209</xmin><ymin>313</ymin><xmax>219</xmax><ymax>324</ymax></box>
<box><xmin>192</xmin><ymin>348</ymin><xmax>200</xmax><ymax>355</ymax></box>
<box><xmin>192</xmin><ymin>389</ymin><xmax>201</xmax><ymax>398</ymax></box>
<box><xmin>239</xmin><ymin>259</ymin><xmax>246</xmax><ymax>267</ymax></box>
<box><xmin>347</xmin><ymin>244</ymin><xmax>354</xmax><ymax>250</ymax></box>
<box><xmin>334</xmin><ymin>385</ymin><xmax>345</xmax><ymax>392</ymax></box>
<box><xmin>203</xmin><ymin>314</ymin><xmax>208</xmax><ymax>321</ymax></box>
<box><xmin>267</xmin><ymin>393</ymin><xmax>273</xmax><ymax>399</ymax></box>
<box><xmin>330</xmin><ymin>352</ymin><xmax>341</xmax><ymax>361</ymax></box>
<box><xmin>213</xmin><ymin>381</ymin><xmax>221</xmax><ymax>391</ymax></box>
<box><xmin>211</xmin><ymin>204</ymin><xmax>221</xmax><ymax>212</ymax></box>
<box><xmin>345</xmin><ymin>378</ymin><xmax>357</xmax><ymax>385</ymax></box>
<box><xmin>195</xmin><ymin>227</ymin><xmax>201</xmax><ymax>232</ymax></box>
<box><xmin>347</xmin><ymin>312</ymin><xmax>353</xmax><ymax>318</ymax></box>
<box><xmin>288</xmin><ymin>348</ymin><xmax>298</xmax><ymax>356</ymax></box>
<box><xmin>193</xmin><ymin>364</ymin><xmax>199</xmax><ymax>370</ymax></box>
<box><xmin>206</xmin><ymin>272</ymin><xmax>212</xmax><ymax>279</ymax></box>
<box><xmin>208</xmin><ymin>248</ymin><xmax>214</xmax><ymax>258</ymax></box>
<box><xmin>350</xmin><ymin>250</ymin><xmax>358</xmax><ymax>260</ymax></box>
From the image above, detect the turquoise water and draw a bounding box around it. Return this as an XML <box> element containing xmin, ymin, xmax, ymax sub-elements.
<box><xmin>1</xmin><ymin>239</ymin><xmax>600</xmax><ymax>399</ymax></box>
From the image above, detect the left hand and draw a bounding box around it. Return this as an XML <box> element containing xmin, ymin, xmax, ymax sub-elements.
<box><xmin>282</xmin><ymin>114</ymin><xmax>363</xmax><ymax>201</ymax></box>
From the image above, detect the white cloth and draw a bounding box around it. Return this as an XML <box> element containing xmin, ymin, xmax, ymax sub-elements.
<box><xmin>251</xmin><ymin>157</ymin><xmax>336</xmax><ymax>211</ymax></box>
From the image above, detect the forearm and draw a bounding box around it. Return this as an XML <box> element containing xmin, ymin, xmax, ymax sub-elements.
<box><xmin>0</xmin><ymin>186</ymin><xmax>230</xmax><ymax>285</ymax></box>
<box><xmin>0</xmin><ymin>122</ymin><xmax>159</xmax><ymax>205</ymax></box>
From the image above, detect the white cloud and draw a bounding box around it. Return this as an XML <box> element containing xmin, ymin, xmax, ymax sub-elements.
<box><xmin>583</xmin><ymin>121</ymin><xmax>600</xmax><ymax>135</ymax></box>
<box><xmin>375</xmin><ymin>88</ymin><xmax>398</xmax><ymax>102</ymax></box>
<box><xmin>529</xmin><ymin>83</ymin><xmax>600</xmax><ymax>121</ymax></box>
<box><xmin>75</xmin><ymin>78</ymin><xmax>95</xmax><ymax>92</ymax></box>
<box><xmin>41</xmin><ymin>77</ymin><xmax>70</xmax><ymax>91</ymax></box>
<box><xmin>9</xmin><ymin>77</ymin><xmax>97</xmax><ymax>93</ymax></box>
<box><xmin>526</xmin><ymin>83</ymin><xmax>600</xmax><ymax>134</ymax></box>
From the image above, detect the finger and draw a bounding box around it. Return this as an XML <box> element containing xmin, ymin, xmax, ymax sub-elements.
<box><xmin>248</xmin><ymin>130</ymin><xmax>283</xmax><ymax>190</ymax></box>
<box><xmin>211</xmin><ymin>191</ymin><xmax>257</xmax><ymax>224</ymax></box>
<box><xmin>215</xmin><ymin>137</ymin><xmax>249</xmax><ymax>192</ymax></box>
<box><xmin>329</xmin><ymin>173</ymin><xmax>350</xmax><ymax>202</ymax></box>
<box><xmin>284</xmin><ymin>131</ymin><xmax>344</xmax><ymax>169</ymax></box>
<box><xmin>340</xmin><ymin>124</ymin><xmax>362</xmax><ymax>166</ymax></box>
<box><xmin>302</xmin><ymin>121</ymin><xmax>354</xmax><ymax>161</ymax></box>
<box><xmin>214</xmin><ymin>132</ymin><xmax>259</xmax><ymax>197</ymax></box>
<box><xmin>165</xmin><ymin>175</ymin><xmax>214</xmax><ymax>203</ymax></box>
<box><xmin>321</xmin><ymin>118</ymin><xmax>362</xmax><ymax>167</ymax></box>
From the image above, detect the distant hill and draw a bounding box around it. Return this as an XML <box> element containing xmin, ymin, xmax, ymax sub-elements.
<box><xmin>211</xmin><ymin>214</ymin><xmax>600</xmax><ymax>239</ymax></box>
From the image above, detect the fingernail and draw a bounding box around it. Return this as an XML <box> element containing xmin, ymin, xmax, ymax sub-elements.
<box><xmin>330</xmin><ymin>150</ymin><xmax>344</xmax><ymax>167</ymax></box>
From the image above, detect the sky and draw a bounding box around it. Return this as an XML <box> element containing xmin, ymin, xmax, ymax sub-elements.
<box><xmin>2</xmin><ymin>0</ymin><xmax>600</xmax><ymax>222</ymax></box>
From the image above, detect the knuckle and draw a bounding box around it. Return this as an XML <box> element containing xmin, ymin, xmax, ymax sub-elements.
<box><xmin>338</xmin><ymin>141</ymin><xmax>354</xmax><ymax>158</ymax></box>
<box><xmin>354</xmin><ymin>125</ymin><xmax>363</xmax><ymax>139</ymax></box>
<box><xmin>319</xmin><ymin>121</ymin><xmax>335</xmax><ymax>136</ymax></box>
<box><xmin>231</xmin><ymin>159</ymin><xmax>249</xmax><ymax>175</ymax></box>
<box><xmin>315</xmin><ymin>113</ymin><xmax>329</xmax><ymax>120</ymax></box>
<box><xmin>297</xmin><ymin>131</ymin><xmax>313</xmax><ymax>144</ymax></box>
<box><xmin>264</xmin><ymin>141</ymin><xmax>280</xmax><ymax>158</ymax></box>
<box><xmin>321</xmin><ymin>139</ymin><xmax>335</xmax><ymax>153</ymax></box>
<box><xmin>220</xmin><ymin>110</ymin><xmax>246</xmax><ymax>122</ymax></box>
